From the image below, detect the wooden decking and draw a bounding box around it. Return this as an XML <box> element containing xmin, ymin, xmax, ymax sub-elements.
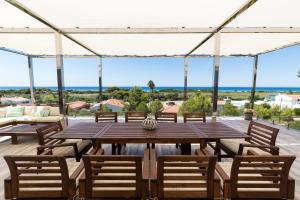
<box><xmin>0</xmin><ymin>118</ymin><xmax>300</xmax><ymax>199</ymax></box>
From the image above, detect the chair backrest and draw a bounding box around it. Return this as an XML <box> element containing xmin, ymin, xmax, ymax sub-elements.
<box><xmin>95</xmin><ymin>111</ymin><xmax>118</xmax><ymax>122</ymax></box>
<box><xmin>125</xmin><ymin>111</ymin><xmax>147</xmax><ymax>122</ymax></box>
<box><xmin>183</xmin><ymin>112</ymin><xmax>206</xmax><ymax>123</ymax></box>
<box><xmin>4</xmin><ymin>155</ymin><xmax>71</xmax><ymax>199</ymax></box>
<box><xmin>155</xmin><ymin>112</ymin><xmax>177</xmax><ymax>123</ymax></box>
<box><xmin>81</xmin><ymin>155</ymin><xmax>143</xmax><ymax>198</ymax></box>
<box><xmin>229</xmin><ymin>155</ymin><xmax>295</xmax><ymax>199</ymax></box>
<box><xmin>247</xmin><ymin>121</ymin><xmax>279</xmax><ymax>153</ymax></box>
<box><xmin>157</xmin><ymin>155</ymin><xmax>217</xmax><ymax>199</ymax></box>
<box><xmin>36</xmin><ymin>121</ymin><xmax>63</xmax><ymax>145</ymax></box>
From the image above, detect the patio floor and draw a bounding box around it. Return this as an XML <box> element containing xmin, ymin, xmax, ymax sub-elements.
<box><xmin>0</xmin><ymin>118</ymin><xmax>299</xmax><ymax>199</ymax></box>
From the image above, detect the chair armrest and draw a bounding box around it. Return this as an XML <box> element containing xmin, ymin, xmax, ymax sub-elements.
<box><xmin>215</xmin><ymin>163</ymin><xmax>230</xmax><ymax>181</ymax></box>
<box><xmin>238</xmin><ymin>143</ymin><xmax>279</xmax><ymax>155</ymax></box>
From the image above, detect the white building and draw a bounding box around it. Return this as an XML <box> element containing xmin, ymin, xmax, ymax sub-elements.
<box><xmin>269</xmin><ymin>94</ymin><xmax>300</xmax><ymax>109</ymax></box>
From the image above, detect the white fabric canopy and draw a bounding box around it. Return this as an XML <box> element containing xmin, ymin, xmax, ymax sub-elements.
<box><xmin>0</xmin><ymin>0</ymin><xmax>300</xmax><ymax>57</ymax></box>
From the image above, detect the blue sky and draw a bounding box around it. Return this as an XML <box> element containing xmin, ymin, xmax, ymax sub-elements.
<box><xmin>0</xmin><ymin>44</ymin><xmax>299</xmax><ymax>87</ymax></box>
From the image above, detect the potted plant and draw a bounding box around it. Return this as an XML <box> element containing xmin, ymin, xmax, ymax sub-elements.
<box><xmin>244</xmin><ymin>108</ymin><xmax>254</xmax><ymax>120</ymax></box>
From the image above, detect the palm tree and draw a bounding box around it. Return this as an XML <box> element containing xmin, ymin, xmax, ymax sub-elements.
<box><xmin>147</xmin><ymin>80</ymin><xmax>155</xmax><ymax>93</ymax></box>
<box><xmin>298</xmin><ymin>69</ymin><xmax>300</xmax><ymax>77</ymax></box>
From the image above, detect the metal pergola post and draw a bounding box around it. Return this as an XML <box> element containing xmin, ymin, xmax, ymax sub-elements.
<box><xmin>250</xmin><ymin>55</ymin><xmax>258</xmax><ymax>109</ymax></box>
<box><xmin>212</xmin><ymin>33</ymin><xmax>221</xmax><ymax>121</ymax></box>
<box><xmin>27</xmin><ymin>55</ymin><xmax>35</xmax><ymax>104</ymax></box>
<box><xmin>97</xmin><ymin>57</ymin><xmax>103</xmax><ymax>102</ymax></box>
<box><xmin>184</xmin><ymin>57</ymin><xmax>188</xmax><ymax>102</ymax></box>
<box><xmin>55</xmin><ymin>32</ymin><xmax>65</xmax><ymax>114</ymax></box>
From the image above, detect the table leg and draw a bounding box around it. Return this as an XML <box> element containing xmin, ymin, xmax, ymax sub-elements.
<box><xmin>112</xmin><ymin>144</ymin><xmax>116</xmax><ymax>155</ymax></box>
<box><xmin>181</xmin><ymin>143</ymin><xmax>191</xmax><ymax>155</ymax></box>
<box><xmin>11</xmin><ymin>135</ymin><xmax>18</xmax><ymax>144</ymax></box>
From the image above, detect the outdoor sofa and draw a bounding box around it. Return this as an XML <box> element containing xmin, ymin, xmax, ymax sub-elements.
<box><xmin>0</xmin><ymin>105</ymin><xmax>66</xmax><ymax>127</ymax></box>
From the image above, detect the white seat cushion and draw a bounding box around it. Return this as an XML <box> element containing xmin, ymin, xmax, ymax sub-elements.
<box><xmin>29</xmin><ymin>116</ymin><xmax>63</xmax><ymax>123</ymax></box>
<box><xmin>220</xmin><ymin>139</ymin><xmax>272</xmax><ymax>155</ymax></box>
<box><xmin>52</xmin><ymin>139</ymin><xmax>91</xmax><ymax>157</ymax></box>
<box><xmin>0</xmin><ymin>117</ymin><xmax>15</xmax><ymax>126</ymax></box>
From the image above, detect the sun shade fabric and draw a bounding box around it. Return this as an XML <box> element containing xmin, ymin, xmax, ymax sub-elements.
<box><xmin>0</xmin><ymin>0</ymin><xmax>300</xmax><ymax>56</ymax></box>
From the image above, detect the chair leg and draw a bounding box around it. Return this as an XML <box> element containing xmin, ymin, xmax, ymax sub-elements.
<box><xmin>112</xmin><ymin>143</ymin><xmax>116</xmax><ymax>155</ymax></box>
<box><xmin>176</xmin><ymin>143</ymin><xmax>179</xmax><ymax>148</ymax></box>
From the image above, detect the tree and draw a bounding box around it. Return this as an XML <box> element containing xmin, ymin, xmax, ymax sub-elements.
<box><xmin>147</xmin><ymin>80</ymin><xmax>155</xmax><ymax>93</ymax></box>
<box><xmin>135</xmin><ymin>102</ymin><xmax>149</xmax><ymax>113</ymax></box>
<box><xmin>180</xmin><ymin>92</ymin><xmax>211</xmax><ymax>114</ymax></box>
<box><xmin>149</xmin><ymin>99</ymin><xmax>163</xmax><ymax>114</ymax></box>
<box><xmin>127</xmin><ymin>87</ymin><xmax>145</xmax><ymax>111</ymax></box>
<box><xmin>220</xmin><ymin>103</ymin><xmax>241</xmax><ymax>116</ymax></box>
<box><xmin>281</xmin><ymin>108</ymin><xmax>294</xmax><ymax>122</ymax></box>
<box><xmin>297</xmin><ymin>69</ymin><xmax>300</xmax><ymax>77</ymax></box>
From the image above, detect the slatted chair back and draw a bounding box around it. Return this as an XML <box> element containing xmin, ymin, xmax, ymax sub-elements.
<box><xmin>36</xmin><ymin>121</ymin><xmax>63</xmax><ymax>146</ymax></box>
<box><xmin>229</xmin><ymin>155</ymin><xmax>295</xmax><ymax>199</ymax></box>
<box><xmin>95</xmin><ymin>111</ymin><xmax>118</xmax><ymax>122</ymax></box>
<box><xmin>125</xmin><ymin>111</ymin><xmax>147</xmax><ymax>122</ymax></box>
<box><xmin>157</xmin><ymin>155</ymin><xmax>217</xmax><ymax>199</ymax></box>
<box><xmin>247</xmin><ymin>121</ymin><xmax>279</xmax><ymax>154</ymax></box>
<box><xmin>81</xmin><ymin>155</ymin><xmax>143</xmax><ymax>198</ymax></box>
<box><xmin>155</xmin><ymin>112</ymin><xmax>177</xmax><ymax>123</ymax></box>
<box><xmin>183</xmin><ymin>112</ymin><xmax>206</xmax><ymax>123</ymax></box>
<box><xmin>4</xmin><ymin>155</ymin><xmax>72</xmax><ymax>199</ymax></box>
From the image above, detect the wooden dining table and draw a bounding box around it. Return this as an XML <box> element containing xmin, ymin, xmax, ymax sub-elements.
<box><xmin>51</xmin><ymin>121</ymin><xmax>249</xmax><ymax>155</ymax></box>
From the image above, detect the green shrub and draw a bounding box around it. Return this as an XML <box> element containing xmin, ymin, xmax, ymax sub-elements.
<box><xmin>180</xmin><ymin>92</ymin><xmax>211</xmax><ymax>114</ymax></box>
<box><xmin>135</xmin><ymin>102</ymin><xmax>149</xmax><ymax>113</ymax></box>
<box><xmin>101</xmin><ymin>104</ymin><xmax>112</xmax><ymax>112</ymax></box>
<box><xmin>289</xmin><ymin>121</ymin><xmax>300</xmax><ymax>131</ymax></box>
<box><xmin>270</xmin><ymin>105</ymin><xmax>281</xmax><ymax>120</ymax></box>
<box><xmin>78</xmin><ymin>108</ymin><xmax>92</xmax><ymax>116</ymax></box>
<box><xmin>255</xmin><ymin>105</ymin><xmax>271</xmax><ymax>119</ymax></box>
<box><xmin>149</xmin><ymin>99</ymin><xmax>163</xmax><ymax>114</ymax></box>
<box><xmin>281</xmin><ymin>108</ymin><xmax>294</xmax><ymax>122</ymax></box>
<box><xmin>244</xmin><ymin>102</ymin><xmax>251</xmax><ymax>109</ymax></box>
<box><xmin>220</xmin><ymin>103</ymin><xmax>241</xmax><ymax>116</ymax></box>
<box><xmin>294</xmin><ymin>108</ymin><xmax>300</xmax><ymax>116</ymax></box>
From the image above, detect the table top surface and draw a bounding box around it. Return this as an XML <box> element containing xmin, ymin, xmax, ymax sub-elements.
<box><xmin>51</xmin><ymin>122</ymin><xmax>249</xmax><ymax>143</ymax></box>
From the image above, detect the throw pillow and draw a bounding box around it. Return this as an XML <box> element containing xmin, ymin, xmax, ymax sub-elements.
<box><xmin>5</xmin><ymin>107</ymin><xmax>24</xmax><ymax>117</ymax></box>
<box><xmin>35</xmin><ymin>109</ymin><xmax>50</xmax><ymax>117</ymax></box>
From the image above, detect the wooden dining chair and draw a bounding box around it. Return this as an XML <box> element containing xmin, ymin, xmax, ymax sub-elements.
<box><xmin>183</xmin><ymin>112</ymin><xmax>206</xmax><ymax>123</ymax></box>
<box><xmin>125</xmin><ymin>111</ymin><xmax>147</xmax><ymax>122</ymax></box>
<box><xmin>36</xmin><ymin>122</ymin><xmax>92</xmax><ymax>161</ymax></box>
<box><xmin>215</xmin><ymin>121</ymin><xmax>279</xmax><ymax>160</ymax></box>
<box><xmin>216</xmin><ymin>155</ymin><xmax>296</xmax><ymax>199</ymax></box>
<box><xmin>4</xmin><ymin>155</ymin><xmax>80</xmax><ymax>200</ymax></box>
<box><xmin>157</xmin><ymin>155</ymin><xmax>220</xmax><ymax>199</ymax></box>
<box><xmin>95</xmin><ymin>111</ymin><xmax>121</xmax><ymax>154</ymax></box>
<box><xmin>79</xmin><ymin>155</ymin><xmax>143</xmax><ymax>199</ymax></box>
<box><xmin>155</xmin><ymin>112</ymin><xmax>177</xmax><ymax>123</ymax></box>
<box><xmin>95</xmin><ymin>111</ymin><xmax>118</xmax><ymax>122</ymax></box>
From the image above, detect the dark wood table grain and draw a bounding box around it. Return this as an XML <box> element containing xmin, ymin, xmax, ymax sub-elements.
<box><xmin>52</xmin><ymin>122</ymin><xmax>249</xmax><ymax>154</ymax></box>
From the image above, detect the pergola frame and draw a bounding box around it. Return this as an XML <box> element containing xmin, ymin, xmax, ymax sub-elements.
<box><xmin>1</xmin><ymin>0</ymin><xmax>296</xmax><ymax>117</ymax></box>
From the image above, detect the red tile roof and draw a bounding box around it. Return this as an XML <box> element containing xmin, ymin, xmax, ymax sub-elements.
<box><xmin>161</xmin><ymin>105</ymin><xmax>179</xmax><ymax>113</ymax></box>
<box><xmin>102</xmin><ymin>99</ymin><xmax>124</xmax><ymax>108</ymax></box>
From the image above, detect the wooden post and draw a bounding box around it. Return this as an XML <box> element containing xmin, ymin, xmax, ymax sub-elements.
<box><xmin>212</xmin><ymin>33</ymin><xmax>221</xmax><ymax>122</ymax></box>
<box><xmin>27</xmin><ymin>56</ymin><xmax>35</xmax><ymax>104</ymax></box>
<box><xmin>184</xmin><ymin>57</ymin><xmax>188</xmax><ymax>102</ymax></box>
<box><xmin>98</xmin><ymin>57</ymin><xmax>103</xmax><ymax>102</ymax></box>
<box><xmin>250</xmin><ymin>55</ymin><xmax>258</xmax><ymax>109</ymax></box>
<box><xmin>55</xmin><ymin>32</ymin><xmax>65</xmax><ymax>114</ymax></box>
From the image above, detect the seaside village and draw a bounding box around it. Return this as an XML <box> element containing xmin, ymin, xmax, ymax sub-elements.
<box><xmin>1</xmin><ymin>92</ymin><xmax>299</xmax><ymax>113</ymax></box>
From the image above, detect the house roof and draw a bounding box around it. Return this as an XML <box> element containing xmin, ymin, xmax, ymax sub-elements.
<box><xmin>102</xmin><ymin>99</ymin><xmax>124</xmax><ymax>108</ymax></box>
<box><xmin>287</xmin><ymin>95</ymin><xmax>300</xmax><ymax>100</ymax></box>
<box><xmin>161</xmin><ymin>105</ymin><xmax>180</xmax><ymax>113</ymax></box>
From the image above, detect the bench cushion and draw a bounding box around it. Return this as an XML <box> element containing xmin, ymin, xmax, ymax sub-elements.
<box><xmin>220</xmin><ymin>139</ymin><xmax>272</xmax><ymax>155</ymax></box>
<box><xmin>52</xmin><ymin>139</ymin><xmax>91</xmax><ymax>157</ymax></box>
<box><xmin>0</xmin><ymin>118</ymin><xmax>15</xmax><ymax>126</ymax></box>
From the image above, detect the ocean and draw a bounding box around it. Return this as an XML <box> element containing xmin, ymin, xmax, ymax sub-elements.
<box><xmin>0</xmin><ymin>86</ymin><xmax>300</xmax><ymax>92</ymax></box>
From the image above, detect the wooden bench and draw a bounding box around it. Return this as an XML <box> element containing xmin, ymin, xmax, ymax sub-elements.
<box><xmin>216</xmin><ymin>121</ymin><xmax>279</xmax><ymax>160</ymax></box>
<box><xmin>157</xmin><ymin>155</ymin><xmax>220</xmax><ymax>199</ymax></box>
<box><xmin>125</xmin><ymin>111</ymin><xmax>147</xmax><ymax>122</ymax></box>
<box><xmin>216</xmin><ymin>155</ymin><xmax>295</xmax><ymax>199</ymax></box>
<box><xmin>4</xmin><ymin>155</ymin><xmax>80</xmax><ymax>199</ymax></box>
<box><xmin>79</xmin><ymin>154</ymin><xmax>143</xmax><ymax>199</ymax></box>
<box><xmin>36</xmin><ymin>122</ymin><xmax>92</xmax><ymax>161</ymax></box>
